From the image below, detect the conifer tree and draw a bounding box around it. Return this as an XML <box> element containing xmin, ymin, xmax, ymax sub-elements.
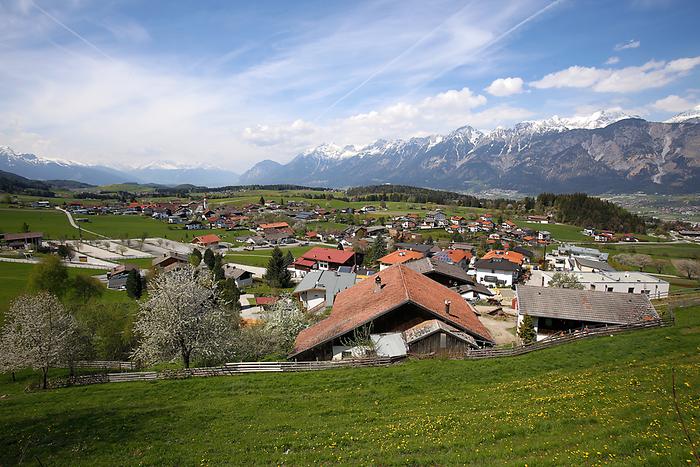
<box><xmin>264</xmin><ymin>246</ymin><xmax>292</xmax><ymax>288</ymax></box>
<box><xmin>518</xmin><ymin>314</ymin><xmax>536</xmax><ymax>344</ymax></box>
<box><xmin>126</xmin><ymin>269</ymin><xmax>143</xmax><ymax>299</ymax></box>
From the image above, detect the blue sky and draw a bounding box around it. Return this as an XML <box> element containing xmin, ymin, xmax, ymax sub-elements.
<box><xmin>1</xmin><ymin>0</ymin><xmax>699</xmax><ymax>171</ymax></box>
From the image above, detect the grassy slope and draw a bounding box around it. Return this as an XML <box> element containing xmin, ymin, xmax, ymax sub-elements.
<box><xmin>1</xmin><ymin>307</ymin><xmax>699</xmax><ymax>465</ymax></box>
<box><xmin>514</xmin><ymin>220</ymin><xmax>588</xmax><ymax>242</ymax></box>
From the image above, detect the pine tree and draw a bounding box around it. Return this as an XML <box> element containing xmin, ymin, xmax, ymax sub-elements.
<box><xmin>518</xmin><ymin>314</ymin><xmax>536</xmax><ymax>344</ymax></box>
<box><xmin>212</xmin><ymin>255</ymin><xmax>225</xmax><ymax>282</ymax></box>
<box><xmin>369</xmin><ymin>234</ymin><xmax>387</xmax><ymax>264</ymax></box>
<box><xmin>203</xmin><ymin>248</ymin><xmax>216</xmax><ymax>270</ymax></box>
<box><xmin>264</xmin><ymin>246</ymin><xmax>292</xmax><ymax>288</ymax></box>
<box><xmin>189</xmin><ymin>249</ymin><xmax>202</xmax><ymax>267</ymax></box>
<box><xmin>284</xmin><ymin>250</ymin><xmax>294</xmax><ymax>267</ymax></box>
<box><xmin>126</xmin><ymin>269</ymin><xmax>143</xmax><ymax>299</ymax></box>
<box><xmin>219</xmin><ymin>277</ymin><xmax>241</xmax><ymax>312</ymax></box>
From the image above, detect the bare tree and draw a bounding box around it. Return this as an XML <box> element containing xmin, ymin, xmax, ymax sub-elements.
<box><xmin>676</xmin><ymin>259</ymin><xmax>700</xmax><ymax>280</ymax></box>
<box><xmin>132</xmin><ymin>267</ymin><xmax>236</xmax><ymax>368</ymax></box>
<box><xmin>0</xmin><ymin>292</ymin><xmax>78</xmax><ymax>389</ymax></box>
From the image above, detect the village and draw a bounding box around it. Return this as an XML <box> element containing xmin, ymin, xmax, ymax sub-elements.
<box><xmin>3</xmin><ymin>187</ymin><xmax>694</xmax><ymax>364</ymax></box>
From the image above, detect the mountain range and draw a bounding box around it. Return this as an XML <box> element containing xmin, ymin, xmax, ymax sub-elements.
<box><xmin>239</xmin><ymin>110</ymin><xmax>700</xmax><ymax>194</ymax></box>
<box><xmin>0</xmin><ymin>147</ymin><xmax>240</xmax><ymax>187</ymax></box>
<box><xmin>2</xmin><ymin>109</ymin><xmax>699</xmax><ymax>193</ymax></box>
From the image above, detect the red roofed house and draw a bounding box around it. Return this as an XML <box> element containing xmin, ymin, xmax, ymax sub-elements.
<box><xmin>258</xmin><ymin>221</ymin><xmax>290</xmax><ymax>231</ymax></box>
<box><xmin>290</xmin><ymin>264</ymin><xmax>494</xmax><ymax>360</ymax></box>
<box><xmin>292</xmin><ymin>246</ymin><xmax>358</xmax><ymax>272</ymax></box>
<box><xmin>378</xmin><ymin>249</ymin><xmax>424</xmax><ymax>270</ymax></box>
<box><xmin>482</xmin><ymin>250</ymin><xmax>525</xmax><ymax>265</ymax></box>
<box><xmin>191</xmin><ymin>234</ymin><xmax>221</xmax><ymax>248</ymax></box>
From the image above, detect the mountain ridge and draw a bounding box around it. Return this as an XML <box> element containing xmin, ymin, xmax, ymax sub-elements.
<box><xmin>239</xmin><ymin>110</ymin><xmax>700</xmax><ymax>194</ymax></box>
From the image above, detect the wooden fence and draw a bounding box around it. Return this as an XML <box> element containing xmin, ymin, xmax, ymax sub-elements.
<box><xmin>72</xmin><ymin>360</ymin><xmax>136</xmax><ymax>371</ymax></box>
<box><xmin>55</xmin><ymin>357</ymin><xmax>403</xmax><ymax>387</ymax></box>
<box><xmin>465</xmin><ymin>316</ymin><xmax>674</xmax><ymax>360</ymax></box>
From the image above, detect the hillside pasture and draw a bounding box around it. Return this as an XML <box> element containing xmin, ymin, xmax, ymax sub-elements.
<box><xmin>0</xmin><ymin>306</ymin><xmax>698</xmax><ymax>465</ymax></box>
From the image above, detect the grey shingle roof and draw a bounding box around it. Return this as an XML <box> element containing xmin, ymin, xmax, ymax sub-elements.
<box><xmin>474</xmin><ymin>258</ymin><xmax>521</xmax><ymax>272</ymax></box>
<box><xmin>405</xmin><ymin>257</ymin><xmax>472</xmax><ymax>284</ymax></box>
<box><xmin>574</xmin><ymin>257</ymin><xmax>616</xmax><ymax>272</ymax></box>
<box><xmin>293</xmin><ymin>270</ymin><xmax>357</xmax><ymax>307</ymax></box>
<box><xmin>516</xmin><ymin>285</ymin><xmax>659</xmax><ymax>325</ymax></box>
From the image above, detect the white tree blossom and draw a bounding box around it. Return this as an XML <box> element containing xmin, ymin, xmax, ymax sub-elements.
<box><xmin>0</xmin><ymin>292</ymin><xmax>78</xmax><ymax>389</ymax></box>
<box><xmin>132</xmin><ymin>266</ymin><xmax>235</xmax><ymax>368</ymax></box>
<box><xmin>263</xmin><ymin>296</ymin><xmax>308</xmax><ymax>353</ymax></box>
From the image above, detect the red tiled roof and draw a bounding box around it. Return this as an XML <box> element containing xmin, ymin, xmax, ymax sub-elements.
<box><xmin>301</xmin><ymin>247</ymin><xmax>355</xmax><ymax>264</ymax></box>
<box><xmin>482</xmin><ymin>250</ymin><xmax>525</xmax><ymax>265</ymax></box>
<box><xmin>446</xmin><ymin>249</ymin><xmax>472</xmax><ymax>262</ymax></box>
<box><xmin>292</xmin><ymin>258</ymin><xmax>316</xmax><ymax>268</ymax></box>
<box><xmin>259</xmin><ymin>222</ymin><xmax>290</xmax><ymax>230</ymax></box>
<box><xmin>192</xmin><ymin>234</ymin><xmax>221</xmax><ymax>245</ymax></box>
<box><xmin>255</xmin><ymin>296</ymin><xmax>279</xmax><ymax>306</ymax></box>
<box><xmin>379</xmin><ymin>249</ymin><xmax>424</xmax><ymax>265</ymax></box>
<box><xmin>291</xmin><ymin>265</ymin><xmax>493</xmax><ymax>356</ymax></box>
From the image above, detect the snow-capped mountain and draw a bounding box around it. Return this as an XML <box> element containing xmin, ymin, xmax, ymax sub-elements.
<box><xmin>0</xmin><ymin>147</ymin><xmax>134</xmax><ymax>185</ymax></box>
<box><xmin>240</xmin><ymin>111</ymin><xmax>699</xmax><ymax>194</ymax></box>
<box><xmin>665</xmin><ymin>106</ymin><xmax>700</xmax><ymax>124</ymax></box>
<box><xmin>0</xmin><ymin>147</ymin><xmax>239</xmax><ymax>187</ymax></box>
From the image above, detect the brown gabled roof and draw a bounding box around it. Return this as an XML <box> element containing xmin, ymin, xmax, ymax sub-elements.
<box><xmin>3</xmin><ymin>232</ymin><xmax>43</xmax><ymax>241</ymax></box>
<box><xmin>516</xmin><ymin>285</ymin><xmax>659</xmax><ymax>325</ymax></box>
<box><xmin>379</xmin><ymin>249</ymin><xmax>424</xmax><ymax>265</ymax></box>
<box><xmin>291</xmin><ymin>265</ymin><xmax>493</xmax><ymax>357</ymax></box>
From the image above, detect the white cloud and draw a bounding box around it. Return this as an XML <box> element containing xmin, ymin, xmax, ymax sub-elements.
<box><xmin>614</xmin><ymin>39</ymin><xmax>640</xmax><ymax>51</ymax></box>
<box><xmin>485</xmin><ymin>77</ymin><xmax>524</xmax><ymax>96</ymax></box>
<box><xmin>242</xmin><ymin>120</ymin><xmax>317</xmax><ymax>148</ymax></box>
<box><xmin>530</xmin><ymin>66</ymin><xmax>609</xmax><ymax>89</ymax></box>
<box><xmin>530</xmin><ymin>56</ymin><xmax>700</xmax><ymax>93</ymax></box>
<box><xmin>605</xmin><ymin>56</ymin><xmax>620</xmax><ymax>65</ymax></box>
<box><xmin>651</xmin><ymin>95</ymin><xmax>697</xmax><ymax>113</ymax></box>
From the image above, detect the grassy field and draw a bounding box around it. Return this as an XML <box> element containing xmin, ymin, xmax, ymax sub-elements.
<box><xmin>225</xmin><ymin>245</ymin><xmax>315</xmax><ymax>267</ymax></box>
<box><xmin>0</xmin><ymin>262</ymin><xmax>132</xmax><ymax>322</ymax></box>
<box><xmin>0</xmin><ymin>208</ymin><xmax>90</xmax><ymax>240</ymax></box>
<box><xmin>0</xmin><ymin>305</ymin><xmax>698</xmax><ymax>465</ymax></box>
<box><xmin>514</xmin><ymin>220</ymin><xmax>589</xmax><ymax>242</ymax></box>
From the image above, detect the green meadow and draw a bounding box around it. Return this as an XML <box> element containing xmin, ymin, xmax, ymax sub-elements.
<box><xmin>0</xmin><ymin>305</ymin><xmax>698</xmax><ymax>465</ymax></box>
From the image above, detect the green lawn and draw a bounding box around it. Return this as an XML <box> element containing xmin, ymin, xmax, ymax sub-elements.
<box><xmin>514</xmin><ymin>220</ymin><xmax>589</xmax><ymax>242</ymax></box>
<box><xmin>0</xmin><ymin>262</ymin><xmax>128</xmax><ymax>323</ymax></box>
<box><xmin>0</xmin><ymin>306</ymin><xmax>698</xmax><ymax>465</ymax></box>
<box><xmin>225</xmin><ymin>245</ymin><xmax>314</xmax><ymax>268</ymax></box>
<box><xmin>0</xmin><ymin>208</ymin><xmax>89</xmax><ymax>240</ymax></box>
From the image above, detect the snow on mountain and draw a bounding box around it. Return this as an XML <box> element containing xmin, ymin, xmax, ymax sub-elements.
<box><xmin>665</xmin><ymin>106</ymin><xmax>700</xmax><ymax>123</ymax></box>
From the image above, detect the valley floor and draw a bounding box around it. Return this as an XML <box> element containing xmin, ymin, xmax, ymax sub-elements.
<box><xmin>1</xmin><ymin>306</ymin><xmax>699</xmax><ymax>465</ymax></box>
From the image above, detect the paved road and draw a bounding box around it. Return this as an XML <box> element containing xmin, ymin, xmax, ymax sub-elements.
<box><xmin>56</xmin><ymin>207</ymin><xmax>108</xmax><ymax>239</ymax></box>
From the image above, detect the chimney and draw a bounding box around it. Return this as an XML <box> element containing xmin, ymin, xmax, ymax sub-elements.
<box><xmin>374</xmin><ymin>275</ymin><xmax>382</xmax><ymax>293</ymax></box>
<box><xmin>444</xmin><ymin>299</ymin><xmax>452</xmax><ymax>315</ymax></box>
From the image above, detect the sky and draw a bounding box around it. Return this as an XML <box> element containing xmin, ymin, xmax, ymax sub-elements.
<box><xmin>1</xmin><ymin>0</ymin><xmax>700</xmax><ymax>173</ymax></box>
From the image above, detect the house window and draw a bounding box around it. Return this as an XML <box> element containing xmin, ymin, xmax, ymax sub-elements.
<box><xmin>628</xmin><ymin>287</ymin><xmax>634</xmax><ymax>293</ymax></box>
<box><xmin>606</xmin><ymin>287</ymin><xmax>613</xmax><ymax>292</ymax></box>
<box><xmin>439</xmin><ymin>333</ymin><xmax>447</xmax><ymax>349</ymax></box>
<box><xmin>590</xmin><ymin>284</ymin><xmax>596</xmax><ymax>291</ymax></box>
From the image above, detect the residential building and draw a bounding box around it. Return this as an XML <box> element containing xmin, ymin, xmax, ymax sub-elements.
<box><xmin>293</xmin><ymin>270</ymin><xmax>357</xmax><ymax>312</ymax></box>
<box><xmin>152</xmin><ymin>252</ymin><xmax>189</xmax><ymax>272</ymax></box>
<box><xmin>516</xmin><ymin>285</ymin><xmax>660</xmax><ymax>341</ymax></box>
<box><xmin>292</xmin><ymin>246</ymin><xmax>358</xmax><ymax>272</ymax></box>
<box><xmin>405</xmin><ymin>257</ymin><xmax>473</xmax><ymax>287</ymax></box>
<box><xmin>529</xmin><ymin>270</ymin><xmax>670</xmax><ymax>298</ymax></box>
<box><xmin>191</xmin><ymin>234</ymin><xmax>221</xmax><ymax>249</ymax></box>
<box><xmin>378</xmin><ymin>249</ymin><xmax>424</xmax><ymax>270</ymax></box>
<box><xmin>473</xmin><ymin>258</ymin><xmax>521</xmax><ymax>287</ymax></box>
<box><xmin>2</xmin><ymin>232</ymin><xmax>43</xmax><ymax>249</ymax></box>
<box><xmin>290</xmin><ymin>265</ymin><xmax>494</xmax><ymax>360</ymax></box>
<box><xmin>481</xmin><ymin>250</ymin><xmax>526</xmax><ymax>265</ymax></box>
<box><xmin>223</xmin><ymin>264</ymin><xmax>254</xmax><ymax>288</ymax></box>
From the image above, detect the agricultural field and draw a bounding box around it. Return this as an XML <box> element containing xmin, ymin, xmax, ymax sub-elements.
<box><xmin>0</xmin><ymin>208</ymin><xmax>89</xmax><ymax>240</ymax></box>
<box><xmin>1</xmin><ymin>306</ymin><xmax>698</xmax><ymax>465</ymax></box>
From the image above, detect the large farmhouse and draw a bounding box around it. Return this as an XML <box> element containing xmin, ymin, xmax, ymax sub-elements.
<box><xmin>516</xmin><ymin>285</ymin><xmax>660</xmax><ymax>341</ymax></box>
<box><xmin>290</xmin><ymin>264</ymin><xmax>493</xmax><ymax>360</ymax></box>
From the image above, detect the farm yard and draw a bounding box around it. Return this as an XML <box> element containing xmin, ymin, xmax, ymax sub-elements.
<box><xmin>0</xmin><ymin>305</ymin><xmax>698</xmax><ymax>465</ymax></box>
